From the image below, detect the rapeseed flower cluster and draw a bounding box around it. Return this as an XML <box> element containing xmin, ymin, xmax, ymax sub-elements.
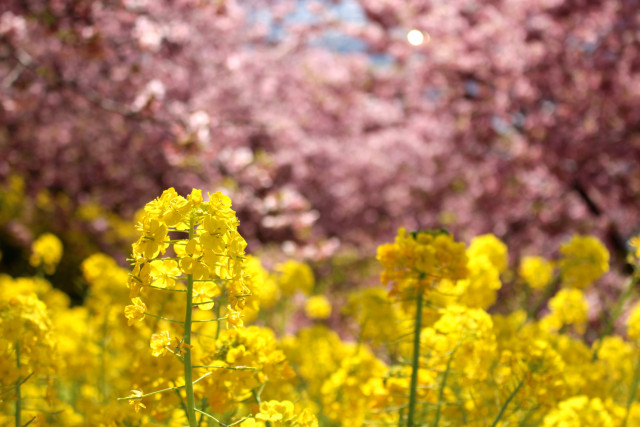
<box><xmin>122</xmin><ymin>188</ymin><xmax>321</xmax><ymax>426</ymax></box>
<box><xmin>304</xmin><ymin>295</ymin><xmax>332</xmax><ymax>320</ymax></box>
<box><xmin>377</xmin><ymin>228</ymin><xmax>468</xmax><ymax>303</ymax></box>
<box><xmin>29</xmin><ymin>233</ymin><xmax>63</xmax><ymax>275</ymax></box>
<box><xmin>276</xmin><ymin>260</ymin><xmax>315</xmax><ymax>297</ymax></box>
<box><xmin>4</xmin><ymin>189</ymin><xmax>640</xmax><ymax>427</ymax></box>
<box><xmin>127</xmin><ymin>188</ymin><xmax>249</xmax><ymax>325</ymax></box>
<box><xmin>519</xmin><ymin>255</ymin><xmax>555</xmax><ymax>289</ymax></box>
<box><xmin>559</xmin><ymin>234</ymin><xmax>610</xmax><ymax>289</ymax></box>
<box><xmin>0</xmin><ymin>275</ymin><xmax>62</xmax><ymax>426</ymax></box>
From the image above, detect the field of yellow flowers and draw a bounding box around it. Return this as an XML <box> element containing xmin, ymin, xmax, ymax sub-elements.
<box><xmin>2</xmin><ymin>187</ymin><xmax>640</xmax><ymax>426</ymax></box>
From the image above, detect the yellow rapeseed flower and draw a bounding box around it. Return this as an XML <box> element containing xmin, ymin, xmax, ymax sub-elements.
<box><xmin>150</xmin><ymin>331</ymin><xmax>171</xmax><ymax>357</ymax></box>
<box><xmin>255</xmin><ymin>400</ymin><xmax>295</xmax><ymax>423</ymax></box>
<box><xmin>559</xmin><ymin>235</ymin><xmax>609</xmax><ymax>289</ymax></box>
<box><xmin>543</xmin><ymin>395</ymin><xmax>624</xmax><ymax>426</ymax></box>
<box><xmin>124</xmin><ymin>297</ymin><xmax>146</xmax><ymax>326</ymax></box>
<box><xmin>29</xmin><ymin>233</ymin><xmax>63</xmax><ymax>275</ymax></box>
<box><xmin>304</xmin><ymin>295</ymin><xmax>332</xmax><ymax>320</ymax></box>
<box><xmin>519</xmin><ymin>256</ymin><xmax>554</xmax><ymax>290</ymax></box>
<box><xmin>377</xmin><ymin>228</ymin><xmax>467</xmax><ymax>302</ymax></box>
<box><xmin>544</xmin><ymin>288</ymin><xmax>588</xmax><ymax>334</ymax></box>
<box><xmin>126</xmin><ymin>389</ymin><xmax>146</xmax><ymax>413</ymax></box>
<box><xmin>276</xmin><ymin>260</ymin><xmax>315</xmax><ymax>296</ymax></box>
<box><xmin>467</xmin><ymin>234</ymin><xmax>508</xmax><ymax>273</ymax></box>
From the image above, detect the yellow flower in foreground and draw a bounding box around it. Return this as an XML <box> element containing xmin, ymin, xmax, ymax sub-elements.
<box><xmin>543</xmin><ymin>395</ymin><xmax>624</xmax><ymax>426</ymax></box>
<box><xmin>252</xmin><ymin>400</ymin><xmax>317</xmax><ymax>426</ymax></box>
<box><xmin>227</xmin><ymin>307</ymin><xmax>244</xmax><ymax>328</ymax></box>
<box><xmin>124</xmin><ymin>297</ymin><xmax>146</xmax><ymax>326</ymax></box>
<box><xmin>126</xmin><ymin>390</ymin><xmax>146</xmax><ymax>413</ymax></box>
<box><xmin>256</xmin><ymin>400</ymin><xmax>295</xmax><ymax>423</ymax></box>
<box><xmin>150</xmin><ymin>331</ymin><xmax>171</xmax><ymax>357</ymax></box>
<box><xmin>305</xmin><ymin>295</ymin><xmax>332</xmax><ymax>320</ymax></box>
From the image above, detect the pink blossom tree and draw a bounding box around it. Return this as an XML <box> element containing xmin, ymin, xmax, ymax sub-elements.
<box><xmin>1</xmin><ymin>0</ymin><xmax>638</xmax><ymax>270</ymax></box>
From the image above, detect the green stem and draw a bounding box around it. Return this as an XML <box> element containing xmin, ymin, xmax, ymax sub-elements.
<box><xmin>22</xmin><ymin>416</ymin><xmax>37</xmax><ymax>427</ymax></box>
<box><xmin>15</xmin><ymin>341</ymin><xmax>21</xmax><ymax>427</ymax></box>
<box><xmin>195</xmin><ymin>408</ymin><xmax>224</xmax><ymax>425</ymax></box>
<box><xmin>172</xmin><ymin>380</ymin><xmax>188</xmax><ymax>416</ymax></box>
<box><xmin>143</xmin><ymin>312</ymin><xmax>184</xmax><ymax>324</ymax></box>
<box><xmin>0</xmin><ymin>373</ymin><xmax>32</xmax><ymax>397</ymax></box>
<box><xmin>118</xmin><ymin>373</ymin><xmax>212</xmax><ymax>401</ymax></box>
<box><xmin>398</xmin><ymin>407</ymin><xmax>405</xmax><ymax>427</ymax></box>
<box><xmin>215</xmin><ymin>300</ymin><xmax>222</xmax><ymax>340</ymax></box>
<box><xmin>252</xmin><ymin>384</ymin><xmax>271</xmax><ymax>427</ymax></box>
<box><xmin>184</xmin><ymin>217</ymin><xmax>197</xmax><ymax>427</ymax></box>
<box><xmin>490</xmin><ymin>377</ymin><xmax>525</xmax><ymax>427</ymax></box>
<box><xmin>149</xmin><ymin>285</ymin><xmax>187</xmax><ymax>293</ymax></box>
<box><xmin>407</xmin><ymin>290</ymin><xmax>424</xmax><ymax>427</ymax></box>
<box><xmin>434</xmin><ymin>348</ymin><xmax>457</xmax><ymax>427</ymax></box>
<box><xmin>193</xmin><ymin>316</ymin><xmax>229</xmax><ymax>323</ymax></box>
<box><xmin>194</xmin><ymin>408</ymin><xmax>249</xmax><ymax>427</ymax></box>
<box><xmin>623</xmin><ymin>353</ymin><xmax>640</xmax><ymax>427</ymax></box>
<box><xmin>197</xmin><ymin>398</ymin><xmax>207</xmax><ymax>427</ymax></box>
<box><xmin>119</xmin><ymin>385</ymin><xmax>183</xmax><ymax>401</ymax></box>
<box><xmin>192</xmin><ymin>299</ymin><xmax>219</xmax><ymax>306</ymax></box>
<box><xmin>453</xmin><ymin>382</ymin><xmax>468</xmax><ymax>425</ymax></box>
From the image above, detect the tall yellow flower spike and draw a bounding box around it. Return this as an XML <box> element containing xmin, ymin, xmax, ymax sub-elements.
<box><xmin>123</xmin><ymin>188</ymin><xmax>250</xmax><ymax>427</ymax></box>
<box><xmin>377</xmin><ymin>227</ymin><xmax>468</xmax><ymax>427</ymax></box>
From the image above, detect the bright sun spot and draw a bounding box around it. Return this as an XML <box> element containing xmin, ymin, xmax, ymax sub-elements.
<box><xmin>407</xmin><ymin>29</ymin><xmax>428</xmax><ymax>46</ymax></box>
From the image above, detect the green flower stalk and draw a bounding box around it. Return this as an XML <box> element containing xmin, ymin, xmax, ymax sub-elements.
<box><xmin>184</xmin><ymin>217</ymin><xmax>197</xmax><ymax>427</ymax></box>
<box><xmin>406</xmin><ymin>289</ymin><xmax>423</xmax><ymax>427</ymax></box>
<box><xmin>15</xmin><ymin>341</ymin><xmax>21</xmax><ymax>427</ymax></box>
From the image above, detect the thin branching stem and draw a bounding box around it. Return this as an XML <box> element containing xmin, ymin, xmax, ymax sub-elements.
<box><xmin>184</xmin><ymin>216</ymin><xmax>198</xmax><ymax>427</ymax></box>
<box><xmin>407</xmin><ymin>289</ymin><xmax>424</xmax><ymax>427</ymax></box>
<box><xmin>0</xmin><ymin>373</ymin><xmax>32</xmax><ymax>397</ymax></box>
<box><xmin>193</xmin><ymin>316</ymin><xmax>230</xmax><ymax>323</ymax></box>
<box><xmin>192</xmin><ymin>365</ymin><xmax>256</xmax><ymax>371</ymax></box>
<box><xmin>490</xmin><ymin>376</ymin><xmax>525</xmax><ymax>427</ymax></box>
<box><xmin>149</xmin><ymin>286</ymin><xmax>187</xmax><ymax>293</ymax></box>
<box><xmin>195</xmin><ymin>408</ymin><xmax>249</xmax><ymax>427</ymax></box>
<box><xmin>143</xmin><ymin>312</ymin><xmax>184</xmax><ymax>324</ymax></box>
<box><xmin>15</xmin><ymin>341</ymin><xmax>21</xmax><ymax>427</ymax></box>
<box><xmin>434</xmin><ymin>348</ymin><xmax>457</xmax><ymax>427</ymax></box>
<box><xmin>117</xmin><ymin>373</ymin><xmax>212</xmax><ymax>401</ymax></box>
